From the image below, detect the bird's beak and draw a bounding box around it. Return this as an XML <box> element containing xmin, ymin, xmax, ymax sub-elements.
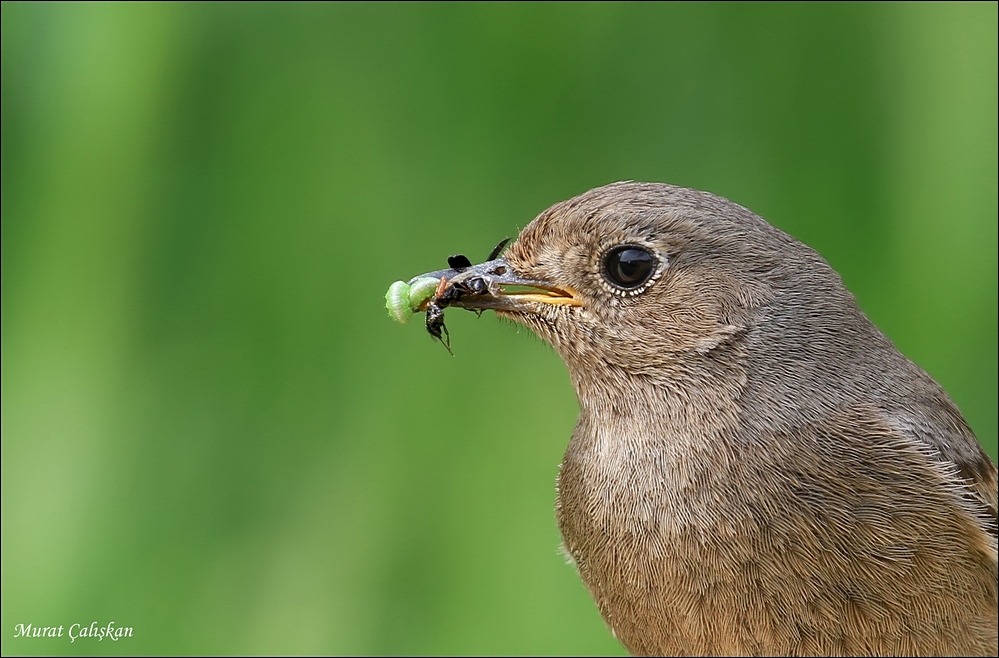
<box><xmin>408</xmin><ymin>258</ymin><xmax>582</xmax><ymax>313</ymax></box>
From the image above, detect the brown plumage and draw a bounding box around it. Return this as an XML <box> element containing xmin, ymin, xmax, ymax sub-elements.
<box><xmin>427</xmin><ymin>182</ymin><xmax>998</xmax><ymax>656</ymax></box>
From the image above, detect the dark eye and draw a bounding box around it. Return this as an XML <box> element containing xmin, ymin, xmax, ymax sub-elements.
<box><xmin>602</xmin><ymin>245</ymin><xmax>657</xmax><ymax>291</ymax></box>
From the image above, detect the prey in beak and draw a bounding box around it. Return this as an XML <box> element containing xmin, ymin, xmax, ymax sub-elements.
<box><xmin>386</xmin><ymin>239</ymin><xmax>580</xmax><ymax>353</ymax></box>
<box><xmin>412</xmin><ymin>257</ymin><xmax>581</xmax><ymax>315</ymax></box>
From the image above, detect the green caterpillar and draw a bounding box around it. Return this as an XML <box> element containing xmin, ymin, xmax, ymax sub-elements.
<box><xmin>385</xmin><ymin>277</ymin><xmax>440</xmax><ymax>323</ymax></box>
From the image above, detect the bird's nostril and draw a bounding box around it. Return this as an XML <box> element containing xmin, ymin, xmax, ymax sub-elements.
<box><xmin>492</xmin><ymin>265</ymin><xmax>507</xmax><ymax>275</ymax></box>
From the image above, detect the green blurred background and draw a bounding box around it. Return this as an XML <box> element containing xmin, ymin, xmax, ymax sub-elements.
<box><xmin>2</xmin><ymin>2</ymin><xmax>996</xmax><ymax>655</ymax></box>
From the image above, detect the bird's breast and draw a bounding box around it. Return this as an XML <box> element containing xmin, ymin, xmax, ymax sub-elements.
<box><xmin>554</xmin><ymin>417</ymin><xmax>757</xmax><ymax>655</ymax></box>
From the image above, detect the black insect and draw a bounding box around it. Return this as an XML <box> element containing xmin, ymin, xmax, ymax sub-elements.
<box><xmin>426</xmin><ymin>278</ymin><xmax>453</xmax><ymax>354</ymax></box>
<box><xmin>437</xmin><ymin>275</ymin><xmax>485</xmax><ymax>300</ymax></box>
<box><xmin>425</xmin><ymin>239</ymin><xmax>510</xmax><ymax>352</ymax></box>
<box><xmin>447</xmin><ymin>254</ymin><xmax>472</xmax><ymax>270</ymax></box>
<box><xmin>464</xmin><ymin>276</ymin><xmax>488</xmax><ymax>295</ymax></box>
<box><xmin>425</xmin><ymin>301</ymin><xmax>452</xmax><ymax>355</ymax></box>
<box><xmin>487</xmin><ymin>237</ymin><xmax>510</xmax><ymax>262</ymax></box>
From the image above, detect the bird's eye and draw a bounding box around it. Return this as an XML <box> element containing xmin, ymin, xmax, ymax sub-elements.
<box><xmin>602</xmin><ymin>245</ymin><xmax>657</xmax><ymax>292</ymax></box>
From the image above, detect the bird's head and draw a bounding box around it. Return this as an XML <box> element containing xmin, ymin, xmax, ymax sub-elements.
<box><xmin>433</xmin><ymin>183</ymin><xmax>852</xmax><ymax>397</ymax></box>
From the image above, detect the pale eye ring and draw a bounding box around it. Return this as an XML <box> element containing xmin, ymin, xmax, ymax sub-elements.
<box><xmin>602</xmin><ymin>245</ymin><xmax>658</xmax><ymax>293</ymax></box>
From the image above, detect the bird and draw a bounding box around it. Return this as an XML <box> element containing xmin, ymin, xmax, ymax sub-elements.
<box><xmin>415</xmin><ymin>181</ymin><xmax>998</xmax><ymax>656</ymax></box>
